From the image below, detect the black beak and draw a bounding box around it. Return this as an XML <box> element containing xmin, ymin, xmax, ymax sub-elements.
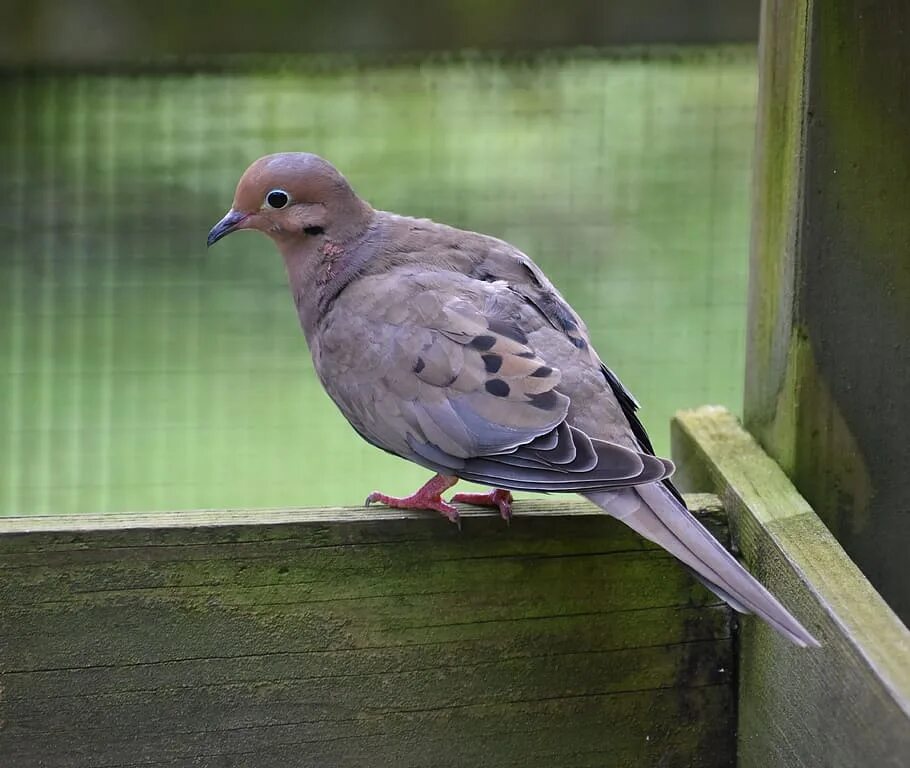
<box><xmin>207</xmin><ymin>209</ymin><xmax>248</xmax><ymax>247</ymax></box>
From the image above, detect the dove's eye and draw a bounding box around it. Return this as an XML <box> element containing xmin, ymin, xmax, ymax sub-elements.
<box><xmin>265</xmin><ymin>189</ymin><xmax>289</xmax><ymax>209</ymax></box>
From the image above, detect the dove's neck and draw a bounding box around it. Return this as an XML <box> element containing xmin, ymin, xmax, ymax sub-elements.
<box><xmin>278</xmin><ymin>210</ymin><xmax>383</xmax><ymax>344</ymax></box>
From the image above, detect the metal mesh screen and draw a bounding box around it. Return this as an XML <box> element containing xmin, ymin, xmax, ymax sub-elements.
<box><xmin>0</xmin><ymin>49</ymin><xmax>757</xmax><ymax>515</ymax></box>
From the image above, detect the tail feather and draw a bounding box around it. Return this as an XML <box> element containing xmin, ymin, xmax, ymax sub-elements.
<box><xmin>585</xmin><ymin>484</ymin><xmax>820</xmax><ymax>648</ymax></box>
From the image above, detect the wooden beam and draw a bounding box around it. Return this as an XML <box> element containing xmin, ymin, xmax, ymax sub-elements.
<box><xmin>0</xmin><ymin>497</ymin><xmax>734</xmax><ymax>768</ymax></box>
<box><xmin>672</xmin><ymin>406</ymin><xmax>910</xmax><ymax>768</ymax></box>
<box><xmin>745</xmin><ymin>0</ymin><xmax>910</xmax><ymax>621</ymax></box>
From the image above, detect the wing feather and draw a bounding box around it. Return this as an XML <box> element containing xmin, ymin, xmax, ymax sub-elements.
<box><xmin>319</xmin><ymin>273</ymin><xmax>668</xmax><ymax>493</ymax></box>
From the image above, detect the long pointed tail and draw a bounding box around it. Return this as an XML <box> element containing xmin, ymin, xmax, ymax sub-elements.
<box><xmin>585</xmin><ymin>483</ymin><xmax>819</xmax><ymax>648</ymax></box>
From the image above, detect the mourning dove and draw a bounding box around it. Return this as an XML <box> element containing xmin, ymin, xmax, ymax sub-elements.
<box><xmin>208</xmin><ymin>152</ymin><xmax>819</xmax><ymax>648</ymax></box>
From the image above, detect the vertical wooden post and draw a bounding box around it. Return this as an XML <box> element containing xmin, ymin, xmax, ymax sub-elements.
<box><xmin>746</xmin><ymin>0</ymin><xmax>910</xmax><ymax>622</ymax></box>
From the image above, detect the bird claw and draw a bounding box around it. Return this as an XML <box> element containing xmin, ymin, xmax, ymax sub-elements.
<box><xmin>449</xmin><ymin>489</ymin><xmax>513</xmax><ymax>522</ymax></box>
<box><xmin>363</xmin><ymin>481</ymin><xmax>461</xmax><ymax>528</ymax></box>
<box><xmin>363</xmin><ymin>476</ymin><xmax>518</xmax><ymax>531</ymax></box>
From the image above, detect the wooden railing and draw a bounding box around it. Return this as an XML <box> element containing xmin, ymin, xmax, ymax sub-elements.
<box><xmin>0</xmin><ymin>490</ymin><xmax>734</xmax><ymax>767</ymax></box>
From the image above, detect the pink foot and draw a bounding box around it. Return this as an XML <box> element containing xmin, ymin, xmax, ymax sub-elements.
<box><xmin>450</xmin><ymin>488</ymin><xmax>514</xmax><ymax>522</ymax></box>
<box><xmin>365</xmin><ymin>474</ymin><xmax>461</xmax><ymax>525</ymax></box>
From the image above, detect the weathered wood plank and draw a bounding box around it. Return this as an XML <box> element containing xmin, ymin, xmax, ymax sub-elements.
<box><xmin>672</xmin><ymin>406</ymin><xmax>910</xmax><ymax>768</ymax></box>
<box><xmin>745</xmin><ymin>0</ymin><xmax>910</xmax><ymax>622</ymax></box>
<box><xmin>0</xmin><ymin>497</ymin><xmax>734</xmax><ymax>768</ymax></box>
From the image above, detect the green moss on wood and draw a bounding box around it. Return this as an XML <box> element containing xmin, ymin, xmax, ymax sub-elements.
<box><xmin>743</xmin><ymin>0</ymin><xmax>810</xmax><ymax>468</ymax></box>
<box><xmin>746</xmin><ymin>0</ymin><xmax>910</xmax><ymax>621</ymax></box>
<box><xmin>673</xmin><ymin>406</ymin><xmax>910</xmax><ymax>768</ymax></box>
<box><xmin>0</xmin><ymin>498</ymin><xmax>734</xmax><ymax>768</ymax></box>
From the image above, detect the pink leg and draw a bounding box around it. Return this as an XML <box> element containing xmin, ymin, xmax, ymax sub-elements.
<box><xmin>450</xmin><ymin>488</ymin><xmax>514</xmax><ymax>522</ymax></box>
<box><xmin>365</xmin><ymin>474</ymin><xmax>461</xmax><ymax>524</ymax></box>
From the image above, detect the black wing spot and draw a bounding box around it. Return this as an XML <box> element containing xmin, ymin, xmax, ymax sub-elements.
<box><xmin>413</xmin><ymin>357</ymin><xmax>425</xmax><ymax>374</ymax></box>
<box><xmin>482</xmin><ymin>354</ymin><xmax>503</xmax><ymax>373</ymax></box>
<box><xmin>468</xmin><ymin>335</ymin><xmax>497</xmax><ymax>351</ymax></box>
<box><xmin>485</xmin><ymin>379</ymin><xmax>510</xmax><ymax>397</ymax></box>
<box><xmin>527</xmin><ymin>390</ymin><xmax>560</xmax><ymax>410</ymax></box>
<box><xmin>487</xmin><ymin>319</ymin><xmax>528</xmax><ymax>345</ymax></box>
<box><xmin>530</xmin><ymin>365</ymin><xmax>552</xmax><ymax>378</ymax></box>
<box><xmin>516</xmin><ymin>350</ymin><xmax>536</xmax><ymax>359</ymax></box>
<box><xmin>570</xmin><ymin>336</ymin><xmax>588</xmax><ymax>350</ymax></box>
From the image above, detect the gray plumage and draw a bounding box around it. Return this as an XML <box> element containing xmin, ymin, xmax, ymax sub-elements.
<box><xmin>208</xmin><ymin>152</ymin><xmax>820</xmax><ymax>648</ymax></box>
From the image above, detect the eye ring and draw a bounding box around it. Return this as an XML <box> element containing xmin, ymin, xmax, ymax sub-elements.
<box><xmin>265</xmin><ymin>189</ymin><xmax>290</xmax><ymax>209</ymax></box>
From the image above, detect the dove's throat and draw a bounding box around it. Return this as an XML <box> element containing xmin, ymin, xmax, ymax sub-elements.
<box><xmin>279</xmin><ymin>214</ymin><xmax>384</xmax><ymax>345</ymax></box>
<box><xmin>279</xmin><ymin>242</ymin><xmax>323</xmax><ymax>344</ymax></box>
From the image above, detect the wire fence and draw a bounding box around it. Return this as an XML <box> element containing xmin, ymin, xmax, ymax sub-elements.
<box><xmin>0</xmin><ymin>48</ymin><xmax>757</xmax><ymax>515</ymax></box>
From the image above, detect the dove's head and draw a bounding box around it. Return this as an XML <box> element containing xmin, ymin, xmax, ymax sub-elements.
<box><xmin>207</xmin><ymin>153</ymin><xmax>373</xmax><ymax>249</ymax></box>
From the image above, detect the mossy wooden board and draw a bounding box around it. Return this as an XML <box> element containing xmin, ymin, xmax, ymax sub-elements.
<box><xmin>672</xmin><ymin>406</ymin><xmax>910</xmax><ymax>768</ymax></box>
<box><xmin>0</xmin><ymin>497</ymin><xmax>734</xmax><ymax>768</ymax></box>
<box><xmin>746</xmin><ymin>0</ymin><xmax>910</xmax><ymax>622</ymax></box>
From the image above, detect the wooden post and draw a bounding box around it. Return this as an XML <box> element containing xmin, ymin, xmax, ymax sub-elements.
<box><xmin>745</xmin><ymin>0</ymin><xmax>910</xmax><ymax>622</ymax></box>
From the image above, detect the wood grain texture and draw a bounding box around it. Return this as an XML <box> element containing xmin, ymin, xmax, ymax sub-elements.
<box><xmin>745</xmin><ymin>0</ymin><xmax>910</xmax><ymax>622</ymax></box>
<box><xmin>0</xmin><ymin>497</ymin><xmax>734</xmax><ymax>768</ymax></box>
<box><xmin>672</xmin><ymin>406</ymin><xmax>910</xmax><ymax>768</ymax></box>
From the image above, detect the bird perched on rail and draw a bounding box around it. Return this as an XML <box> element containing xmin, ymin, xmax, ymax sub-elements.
<box><xmin>208</xmin><ymin>152</ymin><xmax>819</xmax><ymax>648</ymax></box>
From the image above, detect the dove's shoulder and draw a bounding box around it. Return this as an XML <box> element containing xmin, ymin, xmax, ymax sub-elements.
<box><xmin>360</xmin><ymin>212</ymin><xmax>593</xmax><ymax>347</ymax></box>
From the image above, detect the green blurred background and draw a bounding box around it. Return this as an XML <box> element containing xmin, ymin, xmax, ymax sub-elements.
<box><xmin>1</xmin><ymin>3</ymin><xmax>759</xmax><ymax>515</ymax></box>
